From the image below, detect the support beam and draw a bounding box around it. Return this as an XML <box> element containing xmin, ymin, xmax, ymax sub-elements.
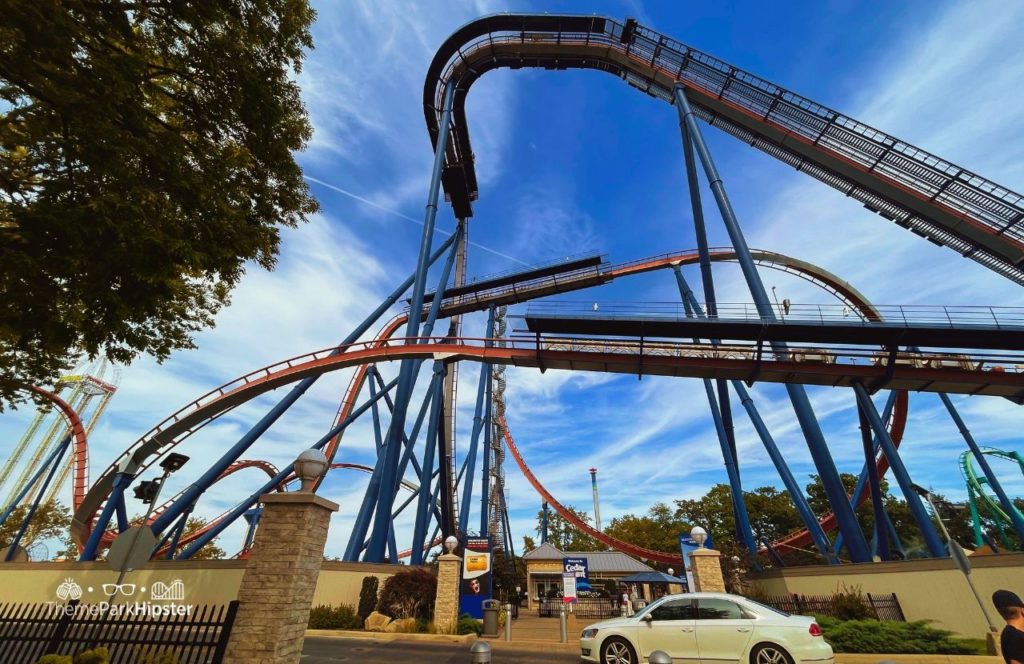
<box><xmin>479</xmin><ymin>364</ymin><xmax>493</xmax><ymax>536</ymax></box>
<box><xmin>674</xmin><ymin>84</ymin><xmax>872</xmax><ymax>563</ymax></box>
<box><xmin>673</xmin><ymin>268</ymin><xmax>831</xmax><ymax>562</ymax></box>
<box><xmin>853</xmin><ymin>382</ymin><xmax>945</xmax><ymax>557</ymax></box>
<box><xmin>411</xmin><ymin>367</ymin><xmax>446</xmax><ymax>564</ymax></box>
<box><xmin>857</xmin><ymin>406</ymin><xmax>890</xmax><ymax>560</ymax></box>
<box><xmin>4</xmin><ymin>435</ymin><xmax>70</xmax><ymax>560</ymax></box>
<box><xmin>459</xmin><ymin>308</ymin><xmax>496</xmax><ymax>531</ymax></box>
<box><xmin>939</xmin><ymin>393</ymin><xmax>1024</xmax><ymax>542</ymax></box>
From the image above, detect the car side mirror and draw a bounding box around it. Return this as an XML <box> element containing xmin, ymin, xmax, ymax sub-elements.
<box><xmin>642</xmin><ymin>613</ymin><xmax>653</xmax><ymax>623</ymax></box>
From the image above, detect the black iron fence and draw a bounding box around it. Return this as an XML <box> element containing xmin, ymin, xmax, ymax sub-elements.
<box><xmin>537</xmin><ymin>597</ymin><xmax>620</xmax><ymax>619</ymax></box>
<box><xmin>0</xmin><ymin>600</ymin><xmax>238</xmax><ymax>664</ymax></box>
<box><xmin>760</xmin><ymin>592</ymin><xmax>905</xmax><ymax>621</ymax></box>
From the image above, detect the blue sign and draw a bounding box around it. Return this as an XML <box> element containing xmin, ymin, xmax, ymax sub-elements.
<box><xmin>563</xmin><ymin>557</ymin><xmax>591</xmax><ymax>591</ymax></box>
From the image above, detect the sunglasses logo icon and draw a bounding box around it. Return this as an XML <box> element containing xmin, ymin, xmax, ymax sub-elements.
<box><xmin>102</xmin><ymin>583</ymin><xmax>136</xmax><ymax>596</ymax></box>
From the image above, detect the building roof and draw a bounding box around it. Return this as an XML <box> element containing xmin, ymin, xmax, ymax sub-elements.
<box><xmin>523</xmin><ymin>543</ymin><xmax>655</xmax><ymax>573</ymax></box>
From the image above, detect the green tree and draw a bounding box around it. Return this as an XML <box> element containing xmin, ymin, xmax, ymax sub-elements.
<box><xmin>534</xmin><ymin>504</ymin><xmax>603</xmax><ymax>552</ymax></box>
<box><xmin>0</xmin><ymin>0</ymin><xmax>319</xmax><ymax>408</ymax></box>
<box><xmin>0</xmin><ymin>499</ymin><xmax>71</xmax><ymax>553</ymax></box>
<box><xmin>178</xmin><ymin>516</ymin><xmax>226</xmax><ymax>560</ymax></box>
<box><xmin>604</xmin><ymin>502</ymin><xmax>689</xmax><ymax>555</ymax></box>
<box><xmin>521</xmin><ymin>535</ymin><xmax>536</xmax><ymax>553</ymax></box>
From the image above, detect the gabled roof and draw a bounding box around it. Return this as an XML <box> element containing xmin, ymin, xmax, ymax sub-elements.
<box><xmin>522</xmin><ymin>542</ymin><xmax>564</xmax><ymax>560</ymax></box>
<box><xmin>523</xmin><ymin>543</ymin><xmax>655</xmax><ymax>573</ymax></box>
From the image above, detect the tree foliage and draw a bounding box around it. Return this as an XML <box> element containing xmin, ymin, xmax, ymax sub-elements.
<box><xmin>376</xmin><ymin>568</ymin><xmax>437</xmax><ymax>620</ymax></box>
<box><xmin>0</xmin><ymin>499</ymin><xmax>71</xmax><ymax>554</ymax></box>
<box><xmin>604</xmin><ymin>502</ymin><xmax>689</xmax><ymax>561</ymax></box>
<box><xmin>357</xmin><ymin>575</ymin><xmax>379</xmax><ymax>620</ymax></box>
<box><xmin>533</xmin><ymin>504</ymin><xmax>603</xmax><ymax>552</ymax></box>
<box><xmin>0</xmin><ymin>0</ymin><xmax>319</xmax><ymax>407</ymax></box>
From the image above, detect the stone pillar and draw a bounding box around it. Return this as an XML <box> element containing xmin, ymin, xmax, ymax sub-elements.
<box><xmin>224</xmin><ymin>492</ymin><xmax>338</xmax><ymax>664</ymax></box>
<box><xmin>690</xmin><ymin>548</ymin><xmax>726</xmax><ymax>593</ymax></box>
<box><xmin>433</xmin><ymin>552</ymin><xmax>461</xmax><ymax>633</ymax></box>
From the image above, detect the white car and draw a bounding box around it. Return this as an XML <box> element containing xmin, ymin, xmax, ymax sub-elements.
<box><xmin>579</xmin><ymin>592</ymin><xmax>833</xmax><ymax>664</ymax></box>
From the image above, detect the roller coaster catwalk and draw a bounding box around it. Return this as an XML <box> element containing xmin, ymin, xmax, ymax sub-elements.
<box><xmin>4</xmin><ymin>14</ymin><xmax>1024</xmax><ymax>569</ymax></box>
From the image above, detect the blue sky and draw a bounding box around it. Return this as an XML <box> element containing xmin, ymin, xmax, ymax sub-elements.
<box><xmin>3</xmin><ymin>0</ymin><xmax>1024</xmax><ymax>559</ymax></box>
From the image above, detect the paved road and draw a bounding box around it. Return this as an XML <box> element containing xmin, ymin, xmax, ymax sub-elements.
<box><xmin>301</xmin><ymin>637</ymin><xmax>579</xmax><ymax>664</ymax></box>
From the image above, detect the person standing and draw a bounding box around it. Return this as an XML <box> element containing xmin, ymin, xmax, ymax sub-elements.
<box><xmin>993</xmin><ymin>590</ymin><xmax>1024</xmax><ymax>664</ymax></box>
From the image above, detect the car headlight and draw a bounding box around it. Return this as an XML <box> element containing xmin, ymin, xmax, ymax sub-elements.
<box><xmin>581</xmin><ymin>628</ymin><xmax>599</xmax><ymax>639</ymax></box>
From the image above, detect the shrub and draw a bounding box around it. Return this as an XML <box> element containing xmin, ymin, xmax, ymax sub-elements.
<box><xmin>74</xmin><ymin>649</ymin><xmax>109</xmax><ymax>664</ymax></box>
<box><xmin>358</xmin><ymin>576</ymin><xmax>380</xmax><ymax>619</ymax></box>
<box><xmin>820</xmin><ymin>619</ymin><xmax>976</xmax><ymax>654</ymax></box>
<box><xmin>376</xmin><ymin>568</ymin><xmax>437</xmax><ymax>621</ymax></box>
<box><xmin>307</xmin><ymin>604</ymin><xmax>363</xmax><ymax>630</ymax></box>
<box><xmin>135</xmin><ymin>652</ymin><xmax>178</xmax><ymax>664</ymax></box>
<box><xmin>831</xmin><ymin>583</ymin><xmax>873</xmax><ymax>621</ymax></box>
<box><xmin>456</xmin><ymin>614</ymin><xmax>483</xmax><ymax>636</ymax></box>
<box><xmin>36</xmin><ymin>657</ymin><xmax>72</xmax><ymax>664</ymax></box>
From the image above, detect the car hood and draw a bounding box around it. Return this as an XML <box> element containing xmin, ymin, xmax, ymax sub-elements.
<box><xmin>583</xmin><ymin>616</ymin><xmax>638</xmax><ymax>631</ymax></box>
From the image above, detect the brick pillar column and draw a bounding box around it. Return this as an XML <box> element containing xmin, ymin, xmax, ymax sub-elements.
<box><xmin>433</xmin><ymin>552</ymin><xmax>461</xmax><ymax>634</ymax></box>
<box><xmin>690</xmin><ymin>548</ymin><xmax>726</xmax><ymax>593</ymax></box>
<box><xmin>224</xmin><ymin>492</ymin><xmax>338</xmax><ymax>664</ymax></box>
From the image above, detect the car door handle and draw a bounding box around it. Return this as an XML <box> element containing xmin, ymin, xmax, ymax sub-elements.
<box><xmin>681</xmin><ymin>627</ymin><xmax>694</xmax><ymax>632</ymax></box>
<box><xmin>736</xmin><ymin>627</ymin><xmax>751</xmax><ymax>633</ymax></box>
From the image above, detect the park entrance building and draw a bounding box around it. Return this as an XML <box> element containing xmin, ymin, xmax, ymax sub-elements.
<box><xmin>522</xmin><ymin>542</ymin><xmax>656</xmax><ymax>609</ymax></box>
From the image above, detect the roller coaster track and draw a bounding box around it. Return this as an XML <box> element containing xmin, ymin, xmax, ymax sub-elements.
<box><xmin>960</xmin><ymin>448</ymin><xmax>1024</xmax><ymax>530</ymax></box>
<box><xmin>424</xmin><ymin>15</ymin><xmax>1024</xmax><ymax>283</ymax></box>
<box><xmin>73</xmin><ymin>247</ymin><xmax>1023</xmax><ymax>555</ymax></box>
<box><xmin>23</xmin><ymin>387</ymin><xmax>89</xmax><ymax>513</ymax></box>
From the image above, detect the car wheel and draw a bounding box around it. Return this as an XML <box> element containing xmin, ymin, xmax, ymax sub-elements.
<box><xmin>601</xmin><ymin>636</ymin><xmax>637</xmax><ymax>664</ymax></box>
<box><xmin>750</xmin><ymin>643</ymin><xmax>794</xmax><ymax>664</ymax></box>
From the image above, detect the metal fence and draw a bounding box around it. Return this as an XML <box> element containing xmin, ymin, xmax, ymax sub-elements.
<box><xmin>537</xmin><ymin>597</ymin><xmax>620</xmax><ymax>619</ymax></box>
<box><xmin>761</xmin><ymin>592</ymin><xmax>905</xmax><ymax>622</ymax></box>
<box><xmin>0</xmin><ymin>600</ymin><xmax>238</xmax><ymax>664</ymax></box>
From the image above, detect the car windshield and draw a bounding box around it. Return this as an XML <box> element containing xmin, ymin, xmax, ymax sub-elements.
<box><xmin>740</xmin><ymin>598</ymin><xmax>790</xmax><ymax>618</ymax></box>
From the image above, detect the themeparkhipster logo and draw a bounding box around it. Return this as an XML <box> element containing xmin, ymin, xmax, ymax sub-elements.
<box><xmin>49</xmin><ymin>577</ymin><xmax>193</xmax><ymax>617</ymax></box>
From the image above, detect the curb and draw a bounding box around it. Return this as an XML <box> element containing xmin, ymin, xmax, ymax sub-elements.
<box><xmin>305</xmin><ymin>628</ymin><xmax>474</xmax><ymax>644</ymax></box>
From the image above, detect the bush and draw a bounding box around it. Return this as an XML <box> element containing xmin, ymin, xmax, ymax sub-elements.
<box><xmin>457</xmin><ymin>614</ymin><xmax>483</xmax><ymax>636</ymax></box>
<box><xmin>376</xmin><ymin>568</ymin><xmax>437</xmax><ymax>621</ymax></box>
<box><xmin>135</xmin><ymin>653</ymin><xmax>178</xmax><ymax>664</ymax></box>
<box><xmin>820</xmin><ymin>619</ymin><xmax>976</xmax><ymax>654</ymax></box>
<box><xmin>358</xmin><ymin>576</ymin><xmax>380</xmax><ymax>619</ymax></box>
<box><xmin>36</xmin><ymin>657</ymin><xmax>72</xmax><ymax>664</ymax></box>
<box><xmin>831</xmin><ymin>583</ymin><xmax>873</xmax><ymax>621</ymax></box>
<box><xmin>307</xmin><ymin>604</ymin><xmax>363</xmax><ymax>630</ymax></box>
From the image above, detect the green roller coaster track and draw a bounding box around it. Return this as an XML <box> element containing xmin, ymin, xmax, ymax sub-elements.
<box><xmin>960</xmin><ymin>448</ymin><xmax>1024</xmax><ymax>549</ymax></box>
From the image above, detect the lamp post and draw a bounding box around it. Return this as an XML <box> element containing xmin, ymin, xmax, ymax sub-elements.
<box><xmin>690</xmin><ymin>526</ymin><xmax>708</xmax><ymax>548</ymax></box>
<box><xmin>294</xmin><ymin>449</ymin><xmax>328</xmax><ymax>492</ymax></box>
<box><xmin>445</xmin><ymin>535</ymin><xmax>459</xmax><ymax>555</ymax></box>
<box><xmin>912</xmin><ymin>483</ymin><xmax>999</xmax><ymax>650</ymax></box>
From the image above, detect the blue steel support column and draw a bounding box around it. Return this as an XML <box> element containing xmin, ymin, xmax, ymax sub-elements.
<box><xmin>150</xmin><ymin>231</ymin><xmax>458</xmax><ymax>537</ymax></box>
<box><xmin>460</xmin><ymin>309</ymin><xmax>496</xmax><ymax>531</ymax></box>
<box><xmin>853</xmin><ymin>382</ymin><xmax>945</xmax><ymax>557</ymax></box>
<box><xmin>479</xmin><ymin>364</ymin><xmax>493</xmax><ymax>536</ymax></box>
<box><xmin>857</xmin><ymin>406</ymin><xmax>890</xmax><ymax>561</ymax></box>
<box><xmin>79</xmin><ymin>471</ymin><xmax>133</xmax><ymax>561</ymax></box>
<box><xmin>5</xmin><ymin>435</ymin><xmax>71</xmax><ymax>560</ymax></box>
<box><xmin>674</xmin><ymin>84</ymin><xmax>872</xmax><ymax>563</ymax></box>
<box><xmin>939</xmin><ymin>393</ymin><xmax>1024</xmax><ymax>542</ymax></box>
<box><xmin>161</xmin><ymin>502</ymin><xmax>195</xmax><ymax>559</ymax></box>
<box><xmin>0</xmin><ymin>434</ymin><xmax>72</xmax><ymax>529</ymax></box>
<box><xmin>364</xmin><ymin>218</ymin><xmax>462</xmax><ymax>561</ymax></box>
<box><xmin>242</xmin><ymin>507</ymin><xmax>262</xmax><ymax>552</ymax></box>
<box><xmin>179</xmin><ymin>377</ymin><xmax>398</xmax><ymax>559</ymax></box>
<box><xmin>679</xmin><ymin>117</ymin><xmax>741</xmax><ymax>489</ymax></box>
<box><xmin>673</xmin><ymin>267</ymin><xmax>797</xmax><ymax>559</ymax></box>
<box><xmin>369</xmin><ymin>369</ymin><xmax>384</xmax><ymax>453</ymax></box>
<box><xmin>411</xmin><ymin>366</ymin><xmax>446</xmax><ymax>564</ymax></box>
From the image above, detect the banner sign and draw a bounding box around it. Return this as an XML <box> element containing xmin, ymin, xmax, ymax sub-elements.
<box><xmin>562</xmin><ymin>557</ymin><xmax>591</xmax><ymax>591</ymax></box>
<box><xmin>562</xmin><ymin>572</ymin><xmax>577</xmax><ymax>603</ymax></box>
<box><xmin>458</xmin><ymin>536</ymin><xmax>492</xmax><ymax>619</ymax></box>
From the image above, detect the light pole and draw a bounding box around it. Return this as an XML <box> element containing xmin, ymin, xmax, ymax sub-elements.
<box><xmin>912</xmin><ymin>483</ymin><xmax>999</xmax><ymax>651</ymax></box>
